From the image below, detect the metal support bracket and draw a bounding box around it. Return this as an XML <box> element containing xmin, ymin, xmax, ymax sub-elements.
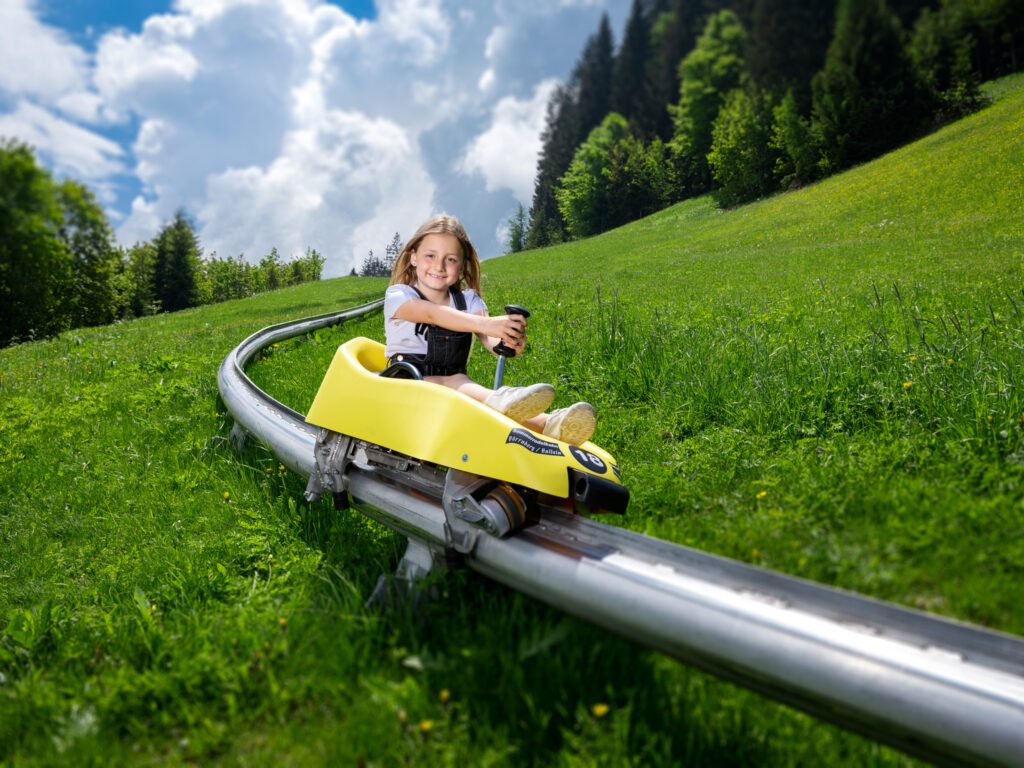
<box><xmin>442</xmin><ymin>469</ymin><xmax>504</xmax><ymax>555</ymax></box>
<box><xmin>304</xmin><ymin>428</ymin><xmax>354</xmax><ymax>503</ymax></box>
<box><xmin>229</xmin><ymin>422</ymin><xmax>247</xmax><ymax>454</ymax></box>
<box><xmin>366</xmin><ymin>536</ymin><xmax>445</xmax><ymax>609</ymax></box>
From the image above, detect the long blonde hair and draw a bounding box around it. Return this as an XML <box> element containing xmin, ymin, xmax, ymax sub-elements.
<box><xmin>389</xmin><ymin>214</ymin><xmax>481</xmax><ymax>294</ymax></box>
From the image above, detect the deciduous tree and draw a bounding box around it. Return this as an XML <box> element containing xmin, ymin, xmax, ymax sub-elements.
<box><xmin>668</xmin><ymin>10</ymin><xmax>749</xmax><ymax>196</ymax></box>
<box><xmin>0</xmin><ymin>140</ymin><xmax>73</xmax><ymax>345</ymax></box>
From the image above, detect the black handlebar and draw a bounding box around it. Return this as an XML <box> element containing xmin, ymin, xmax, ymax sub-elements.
<box><xmin>494</xmin><ymin>304</ymin><xmax>529</xmax><ymax>358</ymax></box>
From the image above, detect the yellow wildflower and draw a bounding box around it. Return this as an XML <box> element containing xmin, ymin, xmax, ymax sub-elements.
<box><xmin>439</xmin><ymin>689</ymin><xmax>450</xmax><ymax>704</ymax></box>
<box><xmin>591</xmin><ymin>703</ymin><xmax>610</xmax><ymax>718</ymax></box>
<box><xmin>756</xmin><ymin>490</ymin><xmax>768</xmax><ymax>500</ymax></box>
<box><xmin>223</xmin><ymin>491</ymin><xmax>230</xmax><ymax>501</ymax></box>
<box><xmin>903</xmin><ymin>381</ymin><xmax>913</xmax><ymax>390</ymax></box>
<box><xmin>419</xmin><ymin>719</ymin><xmax>434</xmax><ymax>733</ymax></box>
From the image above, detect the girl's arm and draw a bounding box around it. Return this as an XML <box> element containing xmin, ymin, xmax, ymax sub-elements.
<box><xmin>393</xmin><ymin>299</ymin><xmax>526</xmax><ymax>349</ymax></box>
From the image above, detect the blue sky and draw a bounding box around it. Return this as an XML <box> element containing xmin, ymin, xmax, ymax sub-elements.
<box><xmin>1</xmin><ymin>0</ymin><xmax>629</xmax><ymax>276</ymax></box>
<box><xmin>38</xmin><ymin>0</ymin><xmax>378</xmax><ymax>42</ymax></box>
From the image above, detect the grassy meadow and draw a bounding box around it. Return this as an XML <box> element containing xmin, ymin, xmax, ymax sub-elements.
<box><xmin>2</xmin><ymin>73</ymin><xmax>1022</xmax><ymax>765</ymax></box>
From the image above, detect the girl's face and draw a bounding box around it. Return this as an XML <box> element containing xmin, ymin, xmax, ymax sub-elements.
<box><xmin>411</xmin><ymin>233</ymin><xmax>463</xmax><ymax>293</ymax></box>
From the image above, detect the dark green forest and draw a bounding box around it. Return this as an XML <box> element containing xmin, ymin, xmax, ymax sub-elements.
<box><xmin>521</xmin><ymin>0</ymin><xmax>1023</xmax><ymax>248</ymax></box>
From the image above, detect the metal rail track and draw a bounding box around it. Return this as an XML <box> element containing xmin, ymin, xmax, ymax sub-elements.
<box><xmin>218</xmin><ymin>300</ymin><xmax>1024</xmax><ymax>766</ymax></box>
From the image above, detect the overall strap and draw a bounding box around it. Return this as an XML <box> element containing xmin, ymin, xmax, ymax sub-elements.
<box><xmin>449</xmin><ymin>286</ymin><xmax>467</xmax><ymax>311</ymax></box>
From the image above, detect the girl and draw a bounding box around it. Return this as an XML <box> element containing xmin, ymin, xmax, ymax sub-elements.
<box><xmin>384</xmin><ymin>214</ymin><xmax>596</xmax><ymax>445</ymax></box>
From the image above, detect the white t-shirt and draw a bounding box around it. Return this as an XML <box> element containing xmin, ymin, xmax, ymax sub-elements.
<box><xmin>383</xmin><ymin>284</ymin><xmax>488</xmax><ymax>357</ymax></box>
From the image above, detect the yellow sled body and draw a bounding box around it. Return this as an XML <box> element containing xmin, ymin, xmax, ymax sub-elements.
<box><xmin>305</xmin><ymin>337</ymin><xmax>624</xmax><ymax>500</ymax></box>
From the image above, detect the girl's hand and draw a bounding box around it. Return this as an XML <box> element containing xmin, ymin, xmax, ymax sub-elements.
<box><xmin>483</xmin><ymin>314</ymin><xmax>527</xmax><ymax>350</ymax></box>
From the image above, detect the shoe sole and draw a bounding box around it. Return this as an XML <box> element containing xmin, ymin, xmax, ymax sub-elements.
<box><xmin>502</xmin><ymin>384</ymin><xmax>555</xmax><ymax>423</ymax></box>
<box><xmin>548</xmin><ymin>403</ymin><xmax>596</xmax><ymax>445</ymax></box>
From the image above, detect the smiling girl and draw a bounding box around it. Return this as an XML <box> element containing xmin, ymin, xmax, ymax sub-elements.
<box><xmin>383</xmin><ymin>214</ymin><xmax>595</xmax><ymax>445</ymax></box>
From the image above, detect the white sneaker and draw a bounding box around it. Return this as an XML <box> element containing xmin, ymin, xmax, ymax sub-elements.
<box><xmin>485</xmin><ymin>383</ymin><xmax>555</xmax><ymax>423</ymax></box>
<box><xmin>543</xmin><ymin>402</ymin><xmax>596</xmax><ymax>445</ymax></box>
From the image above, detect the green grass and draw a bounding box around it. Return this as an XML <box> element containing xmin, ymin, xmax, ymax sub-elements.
<box><xmin>2</xmin><ymin>72</ymin><xmax>1023</xmax><ymax>765</ymax></box>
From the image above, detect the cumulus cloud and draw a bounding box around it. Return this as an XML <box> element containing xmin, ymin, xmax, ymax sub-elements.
<box><xmin>1</xmin><ymin>0</ymin><xmax>630</xmax><ymax>274</ymax></box>
<box><xmin>198</xmin><ymin>107</ymin><xmax>434</xmax><ymax>274</ymax></box>
<box><xmin>459</xmin><ymin>78</ymin><xmax>558</xmax><ymax>205</ymax></box>
<box><xmin>95</xmin><ymin>30</ymin><xmax>199</xmax><ymax>102</ymax></box>
<box><xmin>0</xmin><ymin>100</ymin><xmax>124</xmax><ymax>179</ymax></box>
<box><xmin>0</xmin><ymin>0</ymin><xmax>87</xmax><ymax>100</ymax></box>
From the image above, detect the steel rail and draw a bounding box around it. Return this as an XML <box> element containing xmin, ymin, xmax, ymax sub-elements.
<box><xmin>218</xmin><ymin>301</ymin><xmax>1024</xmax><ymax>767</ymax></box>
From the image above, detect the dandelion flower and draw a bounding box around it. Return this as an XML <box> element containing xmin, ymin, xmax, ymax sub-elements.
<box><xmin>419</xmin><ymin>719</ymin><xmax>434</xmax><ymax>733</ymax></box>
<box><xmin>439</xmin><ymin>689</ymin><xmax>450</xmax><ymax>704</ymax></box>
<box><xmin>756</xmin><ymin>490</ymin><xmax>768</xmax><ymax>500</ymax></box>
<box><xmin>279</xmin><ymin>617</ymin><xmax>287</xmax><ymax>628</ymax></box>
<box><xmin>947</xmin><ymin>358</ymin><xmax>955</xmax><ymax>366</ymax></box>
<box><xmin>903</xmin><ymin>381</ymin><xmax>913</xmax><ymax>390</ymax></box>
<box><xmin>278</xmin><ymin>464</ymin><xmax>285</xmax><ymax>472</ymax></box>
<box><xmin>223</xmin><ymin>491</ymin><xmax>231</xmax><ymax>501</ymax></box>
<box><xmin>910</xmin><ymin>355</ymin><xmax>918</xmax><ymax>363</ymax></box>
<box><xmin>591</xmin><ymin>703</ymin><xmax>610</xmax><ymax>718</ymax></box>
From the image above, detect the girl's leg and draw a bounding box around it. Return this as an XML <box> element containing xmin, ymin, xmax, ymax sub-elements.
<box><xmin>426</xmin><ymin>373</ymin><xmax>553</xmax><ymax>423</ymax></box>
<box><xmin>427</xmin><ymin>373</ymin><xmax>594</xmax><ymax>444</ymax></box>
<box><xmin>425</xmin><ymin>373</ymin><xmax>492</xmax><ymax>403</ymax></box>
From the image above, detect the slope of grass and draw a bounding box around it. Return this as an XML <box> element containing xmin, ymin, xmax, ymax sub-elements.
<box><xmin>2</xmin><ymin>73</ymin><xmax>1022</xmax><ymax>765</ymax></box>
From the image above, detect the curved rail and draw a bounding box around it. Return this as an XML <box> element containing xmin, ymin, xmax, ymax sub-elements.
<box><xmin>218</xmin><ymin>301</ymin><xmax>1024</xmax><ymax>766</ymax></box>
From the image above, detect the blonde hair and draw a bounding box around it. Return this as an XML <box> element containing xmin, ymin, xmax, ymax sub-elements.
<box><xmin>389</xmin><ymin>214</ymin><xmax>481</xmax><ymax>294</ymax></box>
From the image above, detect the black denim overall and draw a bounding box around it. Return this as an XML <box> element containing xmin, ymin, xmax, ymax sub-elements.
<box><xmin>389</xmin><ymin>286</ymin><xmax>472</xmax><ymax>377</ymax></box>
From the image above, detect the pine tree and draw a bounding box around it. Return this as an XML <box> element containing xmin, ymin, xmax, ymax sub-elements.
<box><xmin>748</xmin><ymin>0</ymin><xmax>834</xmax><ymax>110</ymax></box>
<box><xmin>612</xmin><ymin>0</ymin><xmax>654</xmax><ymax>130</ymax></box>
<box><xmin>526</xmin><ymin>18</ymin><xmax>615</xmax><ymax>249</ymax></box>
<box><xmin>505</xmin><ymin>204</ymin><xmax>528</xmax><ymax>253</ymax></box>
<box><xmin>574</xmin><ymin>14</ymin><xmax>616</xmax><ymax>146</ymax></box>
<box><xmin>812</xmin><ymin>0</ymin><xmax>933</xmax><ymax>174</ymax></box>
<box><xmin>152</xmin><ymin>210</ymin><xmax>201</xmax><ymax>313</ymax></box>
<box><xmin>527</xmin><ymin>84</ymin><xmax>577</xmax><ymax>248</ymax></box>
<box><xmin>385</xmin><ymin>232</ymin><xmax>402</xmax><ymax>271</ymax></box>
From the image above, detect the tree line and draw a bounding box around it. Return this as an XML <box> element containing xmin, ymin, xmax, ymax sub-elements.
<box><xmin>513</xmin><ymin>0</ymin><xmax>1022</xmax><ymax>249</ymax></box>
<box><xmin>0</xmin><ymin>141</ymin><xmax>325</xmax><ymax>348</ymax></box>
<box><xmin>351</xmin><ymin>232</ymin><xmax>403</xmax><ymax>277</ymax></box>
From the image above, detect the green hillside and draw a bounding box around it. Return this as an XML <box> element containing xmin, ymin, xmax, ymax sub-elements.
<box><xmin>2</xmin><ymin>74</ymin><xmax>1022</xmax><ymax>765</ymax></box>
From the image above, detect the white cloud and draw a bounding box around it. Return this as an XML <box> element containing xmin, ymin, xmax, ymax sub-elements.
<box><xmin>376</xmin><ymin>0</ymin><xmax>449</xmax><ymax>66</ymax></box>
<box><xmin>0</xmin><ymin>100</ymin><xmax>124</xmax><ymax>179</ymax></box>
<box><xmin>197</xmin><ymin>107</ymin><xmax>434</xmax><ymax>275</ymax></box>
<box><xmin>95</xmin><ymin>31</ymin><xmax>199</xmax><ymax>102</ymax></box>
<box><xmin>1</xmin><ymin>0</ymin><xmax>632</xmax><ymax>271</ymax></box>
<box><xmin>459</xmin><ymin>78</ymin><xmax>558</xmax><ymax>205</ymax></box>
<box><xmin>0</xmin><ymin>0</ymin><xmax>88</xmax><ymax>99</ymax></box>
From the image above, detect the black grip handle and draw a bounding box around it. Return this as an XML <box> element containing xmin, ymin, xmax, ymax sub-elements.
<box><xmin>494</xmin><ymin>305</ymin><xmax>529</xmax><ymax>358</ymax></box>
